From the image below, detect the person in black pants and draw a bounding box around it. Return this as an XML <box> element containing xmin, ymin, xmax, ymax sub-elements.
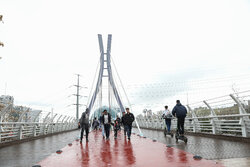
<box><xmin>172</xmin><ymin>100</ymin><xmax>187</xmax><ymax>138</ymax></box>
<box><xmin>79</xmin><ymin>108</ymin><xmax>90</xmax><ymax>143</ymax></box>
<box><xmin>100</xmin><ymin>110</ymin><xmax>111</xmax><ymax>140</ymax></box>
<box><xmin>162</xmin><ymin>105</ymin><xmax>172</xmax><ymax>133</ymax></box>
<box><xmin>123</xmin><ymin>108</ymin><xmax>135</xmax><ymax>141</ymax></box>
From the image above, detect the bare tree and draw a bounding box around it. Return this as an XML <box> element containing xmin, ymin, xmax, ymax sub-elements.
<box><xmin>0</xmin><ymin>15</ymin><xmax>4</xmax><ymax>23</ymax></box>
<box><xmin>0</xmin><ymin>15</ymin><xmax>4</xmax><ymax>47</ymax></box>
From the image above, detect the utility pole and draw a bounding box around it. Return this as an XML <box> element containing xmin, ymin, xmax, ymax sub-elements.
<box><xmin>74</xmin><ymin>74</ymin><xmax>80</xmax><ymax>120</ymax></box>
<box><xmin>69</xmin><ymin>74</ymin><xmax>87</xmax><ymax>121</ymax></box>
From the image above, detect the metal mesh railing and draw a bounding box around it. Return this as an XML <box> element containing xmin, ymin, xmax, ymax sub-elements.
<box><xmin>134</xmin><ymin>91</ymin><xmax>250</xmax><ymax>137</ymax></box>
<box><xmin>0</xmin><ymin>108</ymin><xmax>78</xmax><ymax>143</ymax></box>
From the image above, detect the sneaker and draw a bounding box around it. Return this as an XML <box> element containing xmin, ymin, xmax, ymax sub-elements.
<box><xmin>128</xmin><ymin>138</ymin><xmax>130</xmax><ymax>141</ymax></box>
<box><xmin>80</xmin><ymin>140</ymin><xmax>82</xmax><ymax>143</ymax></box>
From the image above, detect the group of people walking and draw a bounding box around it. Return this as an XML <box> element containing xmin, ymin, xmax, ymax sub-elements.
<box><xmin>78</xmin><ymin>107</ymin><xmax>135</xmax><ymax>143</ymax></box>
<box><xmin>78</xmin><ymin>100</ymin><xmax>187</xmax><ymax>143</ymax></box>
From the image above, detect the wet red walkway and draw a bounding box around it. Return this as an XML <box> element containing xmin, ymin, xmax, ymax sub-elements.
<box><xmin>38</xmin><ymin>131</ymin><xmax>224</xmax><ymax>167</ymax></box>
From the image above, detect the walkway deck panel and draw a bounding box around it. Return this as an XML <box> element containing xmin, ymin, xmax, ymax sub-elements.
<box><xmin>38</xmin><ymin>131</ymin><xmax>224</xmax><ymax>167</ymax></box>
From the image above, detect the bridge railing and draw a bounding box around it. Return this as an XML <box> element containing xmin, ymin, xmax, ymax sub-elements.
<box><xmin>0</xmin><ymin>121</ymin><xmax>78</xmax><ymax>144</ymax></box>
<box><xmin>134</xmin><ymin>91</ymin><xmax>250</xmax><ymax>138</ymax></box>
<box><xmin>0</xmin><ymin>109</ymin><xmax>78</xmax><ymax>144</ymax></box>
<box><xmin>135</xmin><ymin>114</ymin><xmax>250</xmax><ymax>137</ymax></box>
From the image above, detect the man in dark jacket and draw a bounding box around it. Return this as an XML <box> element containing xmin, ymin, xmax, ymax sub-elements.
<box><xmin>100</xmin><ymin>109</ymin><xmax>111</xmax><ymax>140</ymax></box>
<box><xmin>123</xmin><ymin>108</ymin><xmax>135</xmax><ymax>140</ymax></box>
<box><xmin>79</xmin><ymin>108</ymin><xmax>90</xmax><ymax>143</ymax></box>
<box><xmin>172</xmin><ymin>100</ymin><xmax>187</xmax><ymax>137</ymax></box>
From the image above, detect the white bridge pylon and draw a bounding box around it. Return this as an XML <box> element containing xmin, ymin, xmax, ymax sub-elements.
<box><xmin>87</xmin><ymin>34</ymin><xmax>125</xmax><ymax>114</ymax></box>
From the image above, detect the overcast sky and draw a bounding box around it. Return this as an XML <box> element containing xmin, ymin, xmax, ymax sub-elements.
<box><xmin>1</xmin><ymin>0</ymin><xmax>250</xmax><ymax>116</ymax></box>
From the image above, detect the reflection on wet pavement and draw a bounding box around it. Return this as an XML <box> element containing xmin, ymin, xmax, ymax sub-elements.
<box><xmin>0</xmin><ymin>128</ymin><xmax>250</xmax><ymax>167</ymax></box>
<box><xmin>133</xmin><ymin>128</ymin><xmax>250</xmax><ymax>160</ymax></box>
<box><xmin>38</xmin><ymin>130</ymin><xmax>223</xmax><ymax>167</ymax></box>
<box><xmin>0</xmin><ymin>130</ymin><xmax>80</xmax><ymax>167</ymax></box>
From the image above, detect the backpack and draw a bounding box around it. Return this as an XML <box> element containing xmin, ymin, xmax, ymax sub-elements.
<box><xmin>163</xmin><ymin>113</ymin><xmax>172</xmax><ymax>119</ymax></box>
<box><xmin>166</xmin><ymin>113</ymin><xmax>172</xmax><ymax>119</ymax></box>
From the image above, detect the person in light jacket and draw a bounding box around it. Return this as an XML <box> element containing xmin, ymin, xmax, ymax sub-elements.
<box><xmin>162</xmin><ymin>105</ymin><xmax>172</xmax><ymax>133</ymax></box>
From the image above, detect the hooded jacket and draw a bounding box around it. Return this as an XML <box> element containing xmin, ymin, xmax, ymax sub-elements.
<box><xmin>172</xmin><ymin>103</ymin><xmax>187</xmax><ymax>118</ymax></box>
<box><xmin>79</xmin><ymin>109</ymin><xmax>90</xmax><ymax>125</ymax></box>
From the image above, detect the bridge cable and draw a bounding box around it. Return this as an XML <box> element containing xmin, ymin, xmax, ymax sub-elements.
<box><xmin>111</xmin><ymin>57</ymin><xmax>143</xmax><ymax>136</ymax></box>
<box><xmin>87</xmin><ymin>60</ymin><xmax>100</xmax><ymax>107</ymax></box>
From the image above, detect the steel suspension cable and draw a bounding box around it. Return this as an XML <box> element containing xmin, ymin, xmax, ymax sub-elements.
<box><xmin>111</xmin><ymin>57</ymin><xmax>143</xmax><ymax>136</ymax></box>
<box><xmin>87</xmin><ymin>60</ymin><xmax>100</xmax><ymax>106</ymax></box>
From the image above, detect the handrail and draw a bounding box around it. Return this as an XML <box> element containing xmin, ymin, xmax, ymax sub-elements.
<box><xmin>0</xmin><ymin>122</ymin><xmax>70</xmax><ymax>125</ymax></box>
<box><xmin>135</xmin><ymin>91</ymin><xmax>250</xmax><ymax>137</ymax></box>
<box><xmin>184</xmin><ymin>114</ymin><xmax>250</xmax><ymax>120</ymax></box>
<box><xmin>0</xmin><ymin>121</ymin><xmax>78</xmax><ymax>144</ymax></box>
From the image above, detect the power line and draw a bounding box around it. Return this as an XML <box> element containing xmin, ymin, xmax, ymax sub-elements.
<box><xmin>69</xmin><ymin>74</ymin><xmax>88</xmax><ymax>120</ymax></box>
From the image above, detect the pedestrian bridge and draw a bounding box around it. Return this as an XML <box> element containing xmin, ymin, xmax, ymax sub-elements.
<box><xmin>1</xmin><ymin>89</ymin><xmax>250</xmax><ymax>167</ymax></box>
<box><xmin>0</xmin><ymin>126</ymin><xmax>250</xmax><ymax>167</ymax></box>
<box><xmin>1</xmin><ymin>34</ymin><xmax>250</xmax><ymax>167</ymax></box>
